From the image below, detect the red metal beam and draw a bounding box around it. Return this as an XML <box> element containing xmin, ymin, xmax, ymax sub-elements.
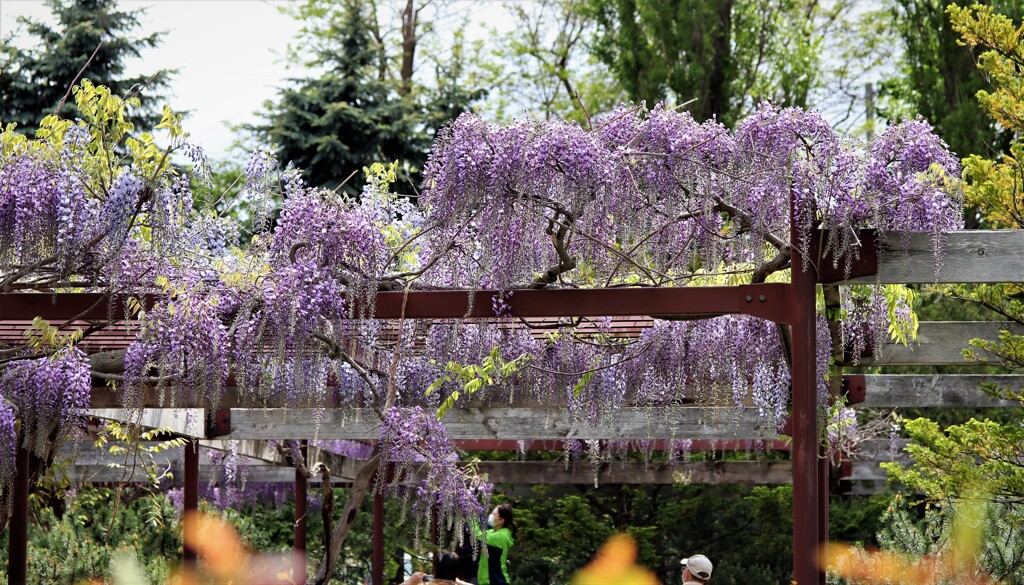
<box><xmin>373</xmin><ymin>489</ymin><xmax>384</xmax><ymax>585</ymax></box>
<box><xmin>818</xmin><ymin>451</ymin><xmax>829</xmax><ymax>585</ymax></box>
<box><xmin>0</xmin><ymin>293</ymin><xmax>145</xmax><ymax>321</ymax></box>
<box><xmin>1</xmin><ymin>285</ymin><xmax>794</xmax><ymax>324</ymax></box>
<box><xmin>374</xmin><ymin>284</ymin><xmax>792</xmax><ymax>322</ymax></box>
<box><xmin>9</xmin><ymin>446</ymin><xmax>29</xmax><ymax>585</ymax></box>
<box><xmin>810</xmin><ymin>229</ymin><xmax>878</xmax><ymax>284</ymax></box>
<box><xmin>183</xmin><ymin>439</ymin><xmax>199</xmax><ymax>570</ymax></box>
<box><xmin>791</xmin><ymin>216</ymin><xmax>822</xmax><ymax>585</ymax></box>
<box><xmin>842</xmin><ymin>375</ymin><xmax>866</xmax><ymax>405</ymax></box>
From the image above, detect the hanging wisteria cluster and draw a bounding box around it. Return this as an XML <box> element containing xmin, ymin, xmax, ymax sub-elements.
<box><xmin>123</xmin><ymin>288</ymin><xmax>232</xmax><ymax>411</ymax></box>
<box><xmin>0</xmin><ymin>346</ymin><xmax>91</xmax><ymax>455</ymax></box>
<box><xmin>0</xmin><ymin>345</ymin><xmax>91</xmax><ymax>518</ymax></box>
<box><xmin>379</xmin><ymin>406</ymin><xmax>492</xmax><ymax>548</ymax></box>
<box><xmin>167</xmin><ymin>483</ymin><xmax>321</xmax><ymax>515</ymax></box>
<box><xmin>420</xmin><ymin>103</ymin><xmax>963</xmax><ymax>289</ymax></box>
<box><xmin>0</xmin><ymin>397</ymin><xmax>16</xmax><ymax>515</ymax></box>
<box><xmin>311</xmin><ymin>439</ymin><xmax>376</xmax><ymax>460</ymax></box>
<box><xmin>0</xmin><ymin>82</ymin><xmax>968</xmax><ymax>532</ymax></box>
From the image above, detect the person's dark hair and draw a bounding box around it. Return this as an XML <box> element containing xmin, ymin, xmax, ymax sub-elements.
<box><xmin>436</xmin><ymin>551</ymin><xmax>460</xmax><ymax>580</ymax></box>
<box><xmin>496</xmin><ymin>503</ymin><xmax>517</xmax><ymax>538</ymax></box>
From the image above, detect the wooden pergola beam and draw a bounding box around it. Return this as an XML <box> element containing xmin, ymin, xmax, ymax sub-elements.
<box><xmin>221</xmin><ymin>407</ymin><xmax>772</xmax><ymax>440</ymax></box>
<box><xmin>87</xmin><ymin>371</ymin><xmax>1024</xmax><ymax>411</ymax></box>
<box><xmin>852</xmin><ymin>321</ymin><xmax>1024</xmax><ymax>366</ymax></box>
<box><xmin>839</xmin><ymin>231</ymin><xmax>1024</xmax><ymax>284</ymax></box>
<box><xmin>65</xmin><ymin>460</ymin><xmax>904</xmax><ymax>487</ymax></box>
<box><xmin>853</xmin><ymin>374</ymin><xmax>1023</xmax><ymax>407</ymax></box>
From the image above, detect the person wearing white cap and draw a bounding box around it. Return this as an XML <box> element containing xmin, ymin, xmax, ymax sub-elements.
<box><xmin>680</xmin><ymin>554</ymin><xmax>713</xmax><ymax>584</ymax></box>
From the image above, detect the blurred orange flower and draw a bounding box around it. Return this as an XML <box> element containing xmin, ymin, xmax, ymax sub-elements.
<box><xmin>570</xmin><ymin>533</ymin><xmax>660</xmax><ymax>585</ymax></box>
<box><xmin>169</xmin><ymin>511</ymin><xmax>301</xmax><ymax>585</ymax></box>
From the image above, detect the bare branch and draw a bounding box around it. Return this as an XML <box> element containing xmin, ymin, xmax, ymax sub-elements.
<box><xmin>289</xmin><ymin>242</ymin><xmax>309</xmax><ymax>265</ymax></box>
<box><xmin>311</xmin><ymin>331</ymin><xmax>385</xmax><ymax>418</ymax></box>
<box><xmin>524</xmin><ymin>340</ymin><xmax>655</xmax><ymax>377</ymax></box>
<box><xmin>55</xmin><ymin>42</ymin><xmax>103</xmax><ymax>115</ymax></box>
<box><xmin>711</xmin><ymin>195</ymin><xmax>788</xmax><ymax>251</ymax></box>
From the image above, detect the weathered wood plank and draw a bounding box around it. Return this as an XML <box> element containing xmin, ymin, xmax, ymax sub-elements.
<box><xmin>68</xmin><ymin>460</ymin><xmax>898</xmax><ymax>486</ymax></box>
<box><xmin>86</xmin><ymin>410</ymin><xmax>299</xmax><ymax>465</ymax></box>
<box><xmin>842</xmin><ymin>231</ymin><xmax>1024</xmax><ymax>284</ymax></box>
<box><xmin>68</xmin><ymin>439</ymin><xmax>908</xmax><ymax>486</ymax></box>
<box><xmin>225</xmin><ymin>407</ymin><xmax>774</xmax><ymax>440</ymax></box>
<box><xmin>859</xmin><ymin>375</ymin><xmax>1023</xmax><ymax>407</ymax></box>
<box><xmin>70</xmin><ymin>445</ymin><xmax>362</xmax><ymax>482</ymax></box>
<box><xmin>485</xmin><ymin>460</ymin><xmax>902</xmax><ymax>486</ymax></box>
<box><xmin>69</xmin><ymin>465</ymin><xmax>352</xmax><ymax>484</ymax></box>
<box><xmin>862</xmin><ymin>321</ymin><xmax>1024</xmax><ymax>366</ymax></box>
<box><xmin>846</xmin><ymin>438</ymin><xmax>911</xmax><ymax>482</ymax></box>
<box><xmin>476</xmin><ymin>460</ymin><xmax>791</xmax><ymax>485</ymax></box>
<box><xmin>848</xmin><ymin>461</ymin><xmax>903</xmax><ymax>482</ymax></box>
<box><xmin>89</xmin><ymin>408</ymin><xmax>204</xmax><ymax>436</ymax></box>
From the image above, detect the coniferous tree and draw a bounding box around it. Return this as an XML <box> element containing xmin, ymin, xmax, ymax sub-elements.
<box><xmin>0</xmin><ymin>0</ymin><xmax>171</xmax><ymax>132</ymax></box>
<box><xmin>254</xmin><ymin>0</ymin><xmax>483</xmax><ymax>192</ymax></box>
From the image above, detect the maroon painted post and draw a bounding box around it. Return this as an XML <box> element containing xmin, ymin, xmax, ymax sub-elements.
<box><xmin>295</xmin><ymin>440</ymin><xmax>308</xmax><ymax>584</ymax></box>
<box><xmin>183</xmin><ymin>438</ymin><xmax>199</xmax><ymax>571</ymax></box>
<box><xmin>431</xmin><ymin>505</ymin><xmax>440</xmax><ymax>576</ymax></box>
<box><xmin>373</xmin><ymin>489</ymin><xmax>384</xmax><ymax>585</ymax></box>
<box><xmin>790</xmin><ymin>220</ymin><xmax>820</xmax><ymax>584</ymax></box>
<box><xmin>819</xmin><ymin>448</ymin><xmax>830</xmax><ymax>568</ymax></box>
<box><xmin>9</xmin><ymin>445</ymin><xmax>30</xmax><ymax>585</ymax></box>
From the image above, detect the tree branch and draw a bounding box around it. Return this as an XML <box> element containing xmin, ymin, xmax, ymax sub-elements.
<box><xmin>311</xmin><ymin>332</ymin><xmax>385</xmax><ymax>418</ymax></box>
<box><xmin>531</xmin><ymin>210</ymin><xmax>578</xmax><ymax>289</ymax></box>
<box><xmin>750</xmin><ymin>246</ymin><xmax>792</xmax><ymax>284</ymax></box>
<box><xmin>312</xmin><ymin>452</ymin><xmax>380</xmax><ymax>585</ymax></box>
<box><xmin>55</xmin><ymin>42</ymin><xmax>103</xmax><ymax>115</ymax></box>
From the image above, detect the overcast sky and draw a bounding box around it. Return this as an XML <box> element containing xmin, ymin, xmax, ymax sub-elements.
<box><xmin>0</xmin><ymin>0</ymin><xmax>508</xmax><ymax>162</ymax></box>
<box><xmin>1</xmin><ymin>1</ymin><xmax>312</xmax><ymax>159</ymax></box>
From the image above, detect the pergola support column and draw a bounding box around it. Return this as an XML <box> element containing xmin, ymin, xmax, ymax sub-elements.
<box><xmin>9</xmin><ymin>445</ymin><xmax>30</xmax><ymax>585</ymax></box>
<box><xmin>295</xmin><ymin>439</ymin><xmax>308</xmax><ymax>584</ymax></box>
<box><xmin>431</xmin><ymin>504</ymin><xmax>440</xmax><ymax>576</ymax></box>
<box><xmin>183</xmin><ymin>438</ymin><xmax>199</xmax><ymax>572</ymax></box>
<box><xmin>373</xmin><ymin>489</ymin><xmax>384</xmax><ymax>585</ymax></box>
<box><xmin>819</xmin><ymin>448</ymin><xmax>829</xmax><ymax>559</ymax></box>
<box><xmin>791</xmin><ymin>230</ymin><xmax>821</xmax><ymax>584</ymax></box>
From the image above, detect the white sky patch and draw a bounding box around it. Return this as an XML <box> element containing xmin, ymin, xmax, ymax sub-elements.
<box><xmin>2</xmin><ymin>0</ymin><xmax>304</xmax><ymax>159</ymax></box>
<box><xmin>1</xmin><ymin>0</ymin><xmax>514</xmax><ymax>162</ymax></box>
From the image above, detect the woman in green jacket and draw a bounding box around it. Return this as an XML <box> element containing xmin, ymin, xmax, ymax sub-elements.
<box><xmin>478</xmin><ymin>504</ymin><xmax>516</xmax><ymax>585</ymax></box>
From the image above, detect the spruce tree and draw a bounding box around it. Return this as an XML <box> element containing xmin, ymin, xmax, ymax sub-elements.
<box><xmin>0</xmin><ymin>0</ymin><xmax>170</xmax><ymax>132</ymax></box>
<box><xmin>254</xmin><ymin>0</ymin><xmax>483</xmax><ymax>192</ymax></box>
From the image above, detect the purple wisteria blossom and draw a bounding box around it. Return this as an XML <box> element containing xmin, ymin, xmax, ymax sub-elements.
<box><xmin>0</xmin><ymin>347</ymin><xmax>90</xmax><ymax>475</ymax></box>
<box><xmin>124</xmin><ymin>288</ymin><xmax>231</xmax><ymax>409</ymax></box>
<box><xmin>379</xmin><ymin>406</ymin><xmax>492</xmax><ymax>545</ymax></box>
<box><xmin>421</xmin><ymin>103</ymin><xmax>963</xmax><ymax>289</ymax></box>
<box><xmin>0</xmin><ymin>397</ymin><xmax>16</xmax><ymax>513</ymax></box>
